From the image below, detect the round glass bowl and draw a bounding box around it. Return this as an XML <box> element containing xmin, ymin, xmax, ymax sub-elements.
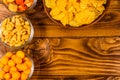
<box><xmin>0</xmin><ymin>15</ymin><xmax>34</xmax><ymax>49</ymax></box>
<box><xmin>0</xmin><ymin>50</ymin><xmax>34</xmax><ymax>79</ymax></box>
<box><xmin>43</xmin><ymin>0</ymin><xmax>111</xmax><ymax>28</ymax></box>
<box><xmin>2</xmin><ymin>0</ymin><xmax>37</xmax><ymax>13</ymax></box>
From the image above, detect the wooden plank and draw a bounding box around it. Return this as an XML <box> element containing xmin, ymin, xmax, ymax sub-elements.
<box><xmin>22</xmin><ymin>37</ymin><xmax>120</xmax><ymax>79</ymax></box>
<box><xmin>31</xmin><ymin>75</ymin><xmax>120</xmax><ymax>80</ymax></box>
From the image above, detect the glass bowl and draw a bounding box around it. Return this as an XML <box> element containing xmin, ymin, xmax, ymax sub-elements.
<box><xmin>0</xmin><ymin>15</ymin><xmax>34</xmax><ymax>49</ymax></box>
<box><xmin>2</xmin><ymin>0</ymin><xmax>37</xmax><ymax>13</ymax></box>
<box><xmin>0</xmin><ymin>50</ymin><xmax>34</xmax><ymax>79</ymax></box>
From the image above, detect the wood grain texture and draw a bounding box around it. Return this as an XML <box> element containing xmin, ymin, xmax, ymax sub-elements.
<box><xmin>0</xmin><ymin>0</ymin><xmax>120</xmax><ymax>37</ymax></box>
<box><xmin>0</xmin><ymin>0</ymin><xmax>120</xmax><ymax>80</ymax></box>
<box><xmin>21</xmin><ymin>37</ymin><xmax>120</xmax><ymax>79</ymax></box>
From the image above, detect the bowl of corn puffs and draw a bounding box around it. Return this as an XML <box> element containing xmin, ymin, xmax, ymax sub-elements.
<box><xmin>43</xmin><ymin>0</ymin><xmax>111</xmax><ymax>28</ymax></box>
<box><xmin>0</xmin><ymin>50</ymin><xmax>34</xmax><ymax>80</ymax></box>
<box><xmin>0</xmin><ymin>15</ymin><xmax>34</xmax><ymax>49</ymax></box>
<box><xmin>2</xmin><ymin>0</ymin><xmax>37</xmax><ymax>13</ymax></box>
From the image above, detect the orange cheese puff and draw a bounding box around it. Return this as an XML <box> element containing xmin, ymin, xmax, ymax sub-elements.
<box><xmin>3</xmin><ymin>65</ymin><xmax>10</xmax><ymax>72</ymax></box>
<box><xmin>20</xmin><ymin>63</ymin><xmax>28</xmax><ymax>71</ymax></box>
<box><xmin>10</xmin><ymin>66</ymin><xmax>18</xmax><ymax>73</ymax></box>
<box><xmin>8</xmin><ymin>59</ymin><xmax>15</xmax><ymax>67</ymax></box>
<box><xmin>24</xmin><ymin>60</ymin><xmax>32</xmax><ymax>68</ymax></box>
<box><xmin>12</xmin><ymin>55</ymin><xmax>22</xmax><ymax>64</ymax></box>
<box><xmin>16</xmin><ymin>51</ymin><xmax>25</xmax><ymax>59</ymax></box>
<box><xmin>0</xmin><ymin>70</ymin><xmax>5</xmax><ymax>79</ymax></box>
<box><xmin>4</xmin><ymin>73</ymin><xmax>11</xmax><ymax>80</ymax></box>
<box><xmin>21</xmin><ymin>72</ymin><xmax>28</xmax><ymax>80</ymax></box>
<box><xmin>24</xmin><ymin>57</ymin><xmax>30</xmax><ymax>61</ymax></box>
<box><xmin>11</xmin><ymin>55</ymin><xmax>16</xmax><ymax>60</ymax></box>
<box><xmin>5</xmin><ymin>52</ymin><xmax>13</xmax><ymax>58</ymax></box>
<box><xmin>24</xmin><ymin>69</ymin><xmax>31</xmax><ymax>74</ymax></box>
<box><xmin>0</xmin><ymin>62</ymin><xmax>4</xmax><ymax>68</ymax></box>
<box><xmin>11</xmin><ymin>71</ymin><xmax>20</xmax><ymax>80</ymax></box>
<box><xmin>16</xmin><ymin>64</ymin><xmax>22</xmax><ymax>71</ymax></box>
<box><xmin>0</xmin><ymin>56</ymin><xmax>9</xmax><ymax>65</ymax></box>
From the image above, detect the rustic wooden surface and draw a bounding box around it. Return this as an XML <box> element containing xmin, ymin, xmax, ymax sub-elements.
<box><xmin>0</xmin><ymin>0</ymin><xmax>120</xmax><ymax>80</ymax></box>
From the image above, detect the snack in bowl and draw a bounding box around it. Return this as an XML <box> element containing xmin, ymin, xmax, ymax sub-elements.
<box><xmin>0</xmin><ymin>51</ymin><xmax>34</xmax><ymax>80</ymax></box>
<box><xmin>44</xmin><ymin>0</ymin><xmax>109</xmax><ymax>27</ymax></box>
<box><xmin>2</xmin><ymin>0</ymin><xmax>37</xmax><ymax>12</ymax></box>
<box><xmin>0</xmin><ymin>15</ymin><xmax>34</xmax><ymax>48</ymax></box>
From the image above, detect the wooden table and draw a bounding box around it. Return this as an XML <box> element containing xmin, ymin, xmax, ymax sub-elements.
<box><xmin>0</xmin><ymin>0</ymin><xmax>120</xmax><ymax>79</ymax></box>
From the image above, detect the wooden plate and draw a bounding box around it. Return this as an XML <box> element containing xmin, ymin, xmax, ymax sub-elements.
<box><xmin>43</xmin><ymin>0</ymin><xmax>111</xmax><ymax>28</ymax></box>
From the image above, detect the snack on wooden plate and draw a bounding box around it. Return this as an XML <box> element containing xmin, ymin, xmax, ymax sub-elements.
<box><xmin>0</xmin><ymin>51</ymin><xmax>33</xmax><ymax>80</ymax></box>
<box><xmin>0</xmin><ymin>15</ymin><xmax>32</xmax><ymax>47</ymax></box>
<box><xmin>3</xmin><ymin>0</ymin><xmax>34</xmax><ymax>12</ymax></box>
<box><xmin>44</xmin><ymin>0</ymin><xmax>107</xmax><ymax>27</ymax></box>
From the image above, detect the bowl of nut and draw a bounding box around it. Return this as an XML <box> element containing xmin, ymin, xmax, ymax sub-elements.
<box><xmin>43</xmin><ymin>0</ymin><xmax>111</xmax><ymax>28</ymax></box>
<box><xmin>0</xmin><ymin>15</ymin><xmax>34</xmax><ymax>49</ymax></box>
<box><xmin>2</xmin><ymin>0</ymin><xmax>37</xmax><ymax>13</ymax></box>
<box><xmin>0</xmin><ymin>50</ymin><xmax>34</xmax><ymax>80</ymax></box>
